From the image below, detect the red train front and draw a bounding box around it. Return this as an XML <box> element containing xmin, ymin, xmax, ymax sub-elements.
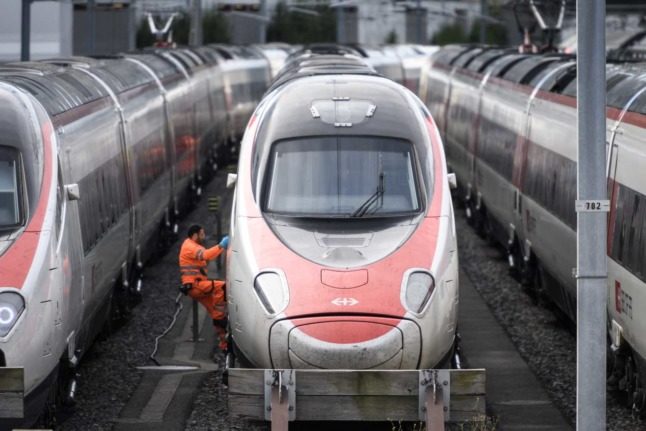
<box><xmin>227</xmin><ymin>64</ymin><xmax>459</xmax><ymax>370</ymax></box>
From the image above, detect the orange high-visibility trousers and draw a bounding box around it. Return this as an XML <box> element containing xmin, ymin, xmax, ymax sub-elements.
<box><xmin>188</xmin><ymin>279</ymin><xmax>227</xmax><ymax>351</ymax></box>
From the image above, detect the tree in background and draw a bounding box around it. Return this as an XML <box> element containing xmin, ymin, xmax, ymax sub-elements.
<box><xmin>431</xmin><ymin>22</ymin><xmax>469</xmax><ymax>45</ymax></box>
<box><xmin>267</xmin><ymin>2</ymin><xmax>336</xmax><ymax>44</ymax></box>
<box><xmin>468</xmin><ymin>20</ymin><xmax>508</xmax><ymax>45</ymax></box>
<box><xmin>203</xmin><ymin>9</ymin><xmax>231</xmax><ymax>44</ymax></box>
<box><xmin>136</xmin><ymin>17</ymin><xmax>156</xmax><ymax>48</ymax></box>
<box><xmin>385</xmin><ymin>30</ymin><xmax>398</xmax><ymax>44</ymax></box>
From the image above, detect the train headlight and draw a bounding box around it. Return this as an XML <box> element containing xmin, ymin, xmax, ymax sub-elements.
<box><xmin>402</xmin><ymin>270</ymin><xmax>435</xmax><ymax>314</ymax></box>
<box><xmin>253</xmin><ymin>271</ymin><xmax>288</xmax><ymax>315</ymax></box>
<box><xmin>0</xmin><ymin>292</ymin><xmax>25</xmax><ymax>337</ymax></box>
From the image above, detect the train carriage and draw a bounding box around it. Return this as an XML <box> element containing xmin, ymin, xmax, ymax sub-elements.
<box><xmin>421</xmin><ymin>45</ymin><xmax>646</xmax><ymax>415</ymax></box>
<box><xmin>226</xmin><ymin>55</ymin><xmax>460</xmax><ymax>371</ymax></box>
<box><xmin>0</xmin><ymin>46</ymin><xmax>258</xmax><ymax>426</ymax></box>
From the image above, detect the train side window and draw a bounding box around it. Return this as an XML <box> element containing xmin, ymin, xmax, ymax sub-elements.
<box><xmin>0</xmin><ymin>147</ymin><xmax>24</xmax><ymax>229</ymax></box>
<box><xmin>611</xmin><ymin>186</ymin><xmax>625</xmax><ymax>262</ymax></box>
<box><xmin>639</xmin><ymin>198</ymin><xmax>646</xmax><ymax>279</ymax></box>
<box><xmin>628</xmin><ymin>193</ymin><xmax>645</xmax><ymax>277</ymax></box>
<box><xmin>615</xmin><ymin>186</ymin><xmax>633</xmax><ymax>264</ymax></box>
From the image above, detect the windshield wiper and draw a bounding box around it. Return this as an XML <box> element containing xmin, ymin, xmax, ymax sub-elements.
<box><xmin>350</xmin><ymin>172</ymin><xmax>385</xmax><ymax>218</ymax></box>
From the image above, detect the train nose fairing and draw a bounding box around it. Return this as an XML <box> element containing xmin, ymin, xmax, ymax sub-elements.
<box><xmin>228</xmin><ymin>72</ymin><xmax>458</xmax><ymax>371</ymax></box>
<box><xmin>269</xmin><ymin>317</ymin><xmax>422</xmax><ymax>369</ymax></box>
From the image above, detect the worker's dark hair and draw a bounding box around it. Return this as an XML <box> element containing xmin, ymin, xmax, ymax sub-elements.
<box><xmin>187</xmin><ymin>224</ymin><xmax>203</xmax><ymax>238</ymax></box>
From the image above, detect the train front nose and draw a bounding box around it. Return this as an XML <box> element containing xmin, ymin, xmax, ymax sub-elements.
<box><xmin>269</xmin><ymin>317</ymin><xmax>422</xmax><ymax>369</ymax></box>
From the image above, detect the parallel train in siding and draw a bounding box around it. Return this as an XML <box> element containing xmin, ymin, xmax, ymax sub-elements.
<box><xmin>419</xmin><ymin>45</ymin><xmax>646</xmax><ymax>415</ymax></box>
<box><xmin>225</xmin><ymin>52</ymin><xmax>460</xmax><ymax>371</ymax></box>
<box><xmin>0</xmin><ymin>45</ymin><xmax>271</xmax><ymax>427</ymax></box>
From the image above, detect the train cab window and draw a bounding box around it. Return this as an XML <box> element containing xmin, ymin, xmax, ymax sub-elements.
<box><xmin>263</xmin><ymin>137</ymin><xmax>421</xmax><ymax>218</ymax></box>
<box><xmin>0</xmin><ymin>146</ymin><xmax>24</xmax><ymax>230</ymax></box>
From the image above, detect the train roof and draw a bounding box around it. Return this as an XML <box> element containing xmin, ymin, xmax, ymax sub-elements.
<box><xmin>0</xmin><ymin>63</ymin><xmax>109</xmax><ymax>115</ymax></box>
<box><xmin>288</xmin><ymin>44</ymin><xmax>362</xmax><ymax>59</ymax></box>
<box><xmin>121</xmin><ymin>53</ymin><xmax>182</xmax><ymax>79</ymax></box>
<box><xmin>432</xmin><ymin>44</ymin><xmax>646</xmax><ymax>112</ymax></box>
<box><xmin>267</xmin><ymin>54</ymin><xmax>378</xmax><ymax>93</ymax></box>
<box><xmin>257</xmin><ymin>74</ymin><xmax>426</xmax><ymax>153</ymax></box>
<box><xmin>41</xmin><ymin>56</ymin><xmax>156</xmax><ymax>93</ymax></box>
<box><xmin>208</xmin><ymin>44</ymin><xmax>266</xmax><ymax>60</ymax></box>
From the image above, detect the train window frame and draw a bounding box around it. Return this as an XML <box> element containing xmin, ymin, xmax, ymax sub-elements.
<box><xmin>261</xmin><ymin>136</ymin><xmax>424</xmax><ymax>219</ymax></box>
<box><xmin>0</xmin><ymin>146</ymin><xmax>26</xmax><ymax>231</ymax></box>
<box><xmin>627</xmin><ymin>192</ymin><xmax>645</xmax><ymax>276</ymax></box>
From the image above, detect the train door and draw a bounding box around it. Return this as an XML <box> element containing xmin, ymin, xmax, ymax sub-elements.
<box><xmin>55</xmin><ymin>157</ymin><xmax>84</xmax><ymax>360</ymax></box>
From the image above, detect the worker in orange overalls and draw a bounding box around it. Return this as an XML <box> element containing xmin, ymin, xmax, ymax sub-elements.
<box><xmin>179</xmin><ymin>224</ymin><xmax>229</xmax><ymax>352</ymax></box>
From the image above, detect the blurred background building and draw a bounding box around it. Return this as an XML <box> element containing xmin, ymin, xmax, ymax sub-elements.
<box><xmin>2</xmin><ymin>0</ymin><xmax>646</xmax><ymax>62</ymax></box>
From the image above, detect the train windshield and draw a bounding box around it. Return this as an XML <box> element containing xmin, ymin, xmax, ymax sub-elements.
<box><xmin>264</xmin><ymin>137</ymin><xmax>421</xmax><ymax>218</ymax></box>
<box><xmin>0</xmin><ymin>146</ymin><xmax>23</xmax><ymax>229</ymax></box>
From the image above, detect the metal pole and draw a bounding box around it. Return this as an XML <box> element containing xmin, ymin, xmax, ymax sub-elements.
<box><xmin>192</xmin><ymin>299</ymin><xmax>200</xmax><ymax>342</ymax></box>
<box><xmin>416</xmin><ymin>0</ymin><xmax>422</xmax><ymax>44</ymax></box>
<box><xmin>259</xmin><ymin>0</ymin><xmax>267</xmax><ymax>44</ymax></box>
<box><xmin>576</xmin><ymin>0</ymin><xmax>607</xmax><ymax>430</ymax></box>
<box><xmin>88</xmin><ymin>0</ymin><xmax>96</xmax><ymax>55</ymax></box>
<box><xmin>20</xmin><ymin>0</ymin><xmax>31</xmax><ymax>61</ymax></box>
<box><xmin>190</xmin><ymin>0</ymin><xmax>202</xmax><ymax>46</ymax></box>
<box><xmin>337</xmin><ymin>4</ymin><xmax>345</xmax><ymax>44</ymax></box>
<box><xmin>480</xmin><ymin>0</ymin><xmax>487</xmax><ymax>44</ymax></box>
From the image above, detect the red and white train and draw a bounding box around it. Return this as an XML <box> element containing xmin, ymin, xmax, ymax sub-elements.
<box><xmin>420</xmin><ymin>44</ymin><xmax>646</xmax><ymax>415</ymax></box>
<box><xmin>0</xmin><ymin>46</ymin><xmax>272</xmax><ymax>427</ymax></box>
<box><xmin>226</xmin><ymin>53</ymin><xmax>460</xmax><ymax>370</ymax></box>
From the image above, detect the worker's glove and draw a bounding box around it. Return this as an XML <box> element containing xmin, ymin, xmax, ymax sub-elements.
<box><xmin>179</xmin><ymin>284</ymin><xmax>193</xmax><ymax>296</ymax></box>
<box><xmin>219</xmin><ymin>235</ymin><xmax>229</xmax><ymax>249</ymax></box>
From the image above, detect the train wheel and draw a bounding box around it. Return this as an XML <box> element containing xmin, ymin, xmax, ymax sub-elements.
<box><xmin>630</xmin><ymin>358</ymin><xmax>646</xmax><ymax>418</ymax></box>
<box><xmin>464</xmin><ymin>199</ymin><xmax>475</xmax><ymax>226</ymax></box>
<box><xmin>127</xmin><ymin>263</ymin><xmax>143</xmax><ymax>306</ymax></box>
<box><xmin>624</xmin><ymin>355</ymin><xmax>637</xmax><ymax>408</ymax></box>
<box><xmin>525</xmin><ymin>259</ymin><xmax>543</xmax><ymax>306</ymax></box>
<box><xmin>37</xmin><ymin>361</ymin><xmax>75</xmax><ymax>428</ymax></box>
<box><xmin>507</xmin><ymin>237</ymin><xmax>523</xmax><ymax>281</ymax></box>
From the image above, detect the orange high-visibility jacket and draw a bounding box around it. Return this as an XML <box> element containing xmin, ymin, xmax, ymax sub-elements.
<box><xmin>179</xmin><ymin>238</ymin><xmax>224</xmax><ymax>284</ymax></box>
